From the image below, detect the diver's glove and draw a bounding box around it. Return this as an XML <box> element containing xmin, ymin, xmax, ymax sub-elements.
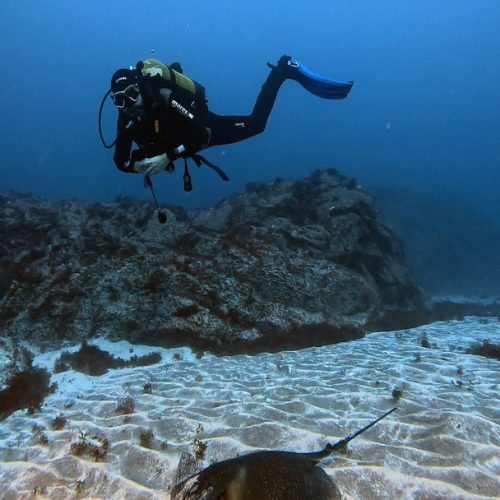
<box><xmin>133</xmin><ymin>153</ymin><xmax>170</xmax><ymax>176</ymax></box>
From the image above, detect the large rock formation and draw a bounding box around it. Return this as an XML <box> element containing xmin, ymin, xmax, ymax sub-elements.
<box><xmin>0</xmin><ymin>169</ymin><xmax>426</xmax><ymax>353</ymax></box>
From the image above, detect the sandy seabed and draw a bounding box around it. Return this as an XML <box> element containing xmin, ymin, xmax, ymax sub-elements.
<box><xmin>0</xmin><ymin>316</ymin><xmax>499</xmax><ymax>499</ymax></box>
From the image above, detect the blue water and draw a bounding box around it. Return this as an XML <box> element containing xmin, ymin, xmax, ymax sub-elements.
<box><xmin>1</xmin><ymin>1</ymin><xmax>499</xmax><ymax>294</ymax></box>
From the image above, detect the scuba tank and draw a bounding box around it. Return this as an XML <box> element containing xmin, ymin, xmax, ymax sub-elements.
<box><xmin>139</xmin><ymin>59</ymin><xmax>206</xmax><ymax>111</ymax></box>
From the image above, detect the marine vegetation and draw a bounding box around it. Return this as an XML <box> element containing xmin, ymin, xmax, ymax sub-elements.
<box><xmin>392</xmin><ymin>387</ymin><xmax>404</xmax><ymax>401</ymax></box>
<box><xmin>139</xmin><ymin>429</ymin><xmax>154</xmax><ymax>449</ymax></box>
<box><xmin>51</xmin><ymin>413</ymin><xmax>68</xmax><ymax>430</ymax></box>
<box><xmin>0</xmin><ymin>363</ymin><xmax>53</xmax><ymax>418</ymax></box>
<box><xmin>192</xmin><ymin>438</ymin><xmax>207</xmax><ymax>460</ymax></box>
<box><xmin>420</xmin><ymin>334</ymin><xmax>431</xmax><ymax>348</ymax></box>
<box><xmin>74</xmin><ymin>479</ymin><xmax>86</xmax><ymax>494</ymax></box>
<box><xmin>115</xmin><ymin>396</ymin><xmax>135</xmax><ymax>415</ymax></box>
<box><xmin>53</xmin><ymin>341</ymin><xmax>162</xmax><ymax>376</ymax></box>
<box><xmin>32</xmin><ymin>424</ymin><xmax>49</xmax><ymax>446</ymax></box>
<box><xmin>70</xmin><ymin>430</ymin><xmax>110</xmax><ymax>462</ymax></box>
<box><xmin>466</xmin><ymin>339</ymin><xmax>500</xmax><ymax>360</ymax></box>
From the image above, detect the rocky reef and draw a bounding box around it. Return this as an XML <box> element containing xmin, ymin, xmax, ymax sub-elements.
<box><xmin>0</xmin><ymin>168</ymin><xmax>426</xmax><ymax>353</ymax></box>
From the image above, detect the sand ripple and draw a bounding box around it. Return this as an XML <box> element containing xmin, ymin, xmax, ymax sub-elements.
<box><xmin>0</xmin><ymin>317</ymin><xmax>499</xmax><ymax>499</ymax></box>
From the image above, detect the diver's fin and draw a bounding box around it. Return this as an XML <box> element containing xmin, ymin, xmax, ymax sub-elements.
<box><xmin>294</xmin><ymin>60</ymin><xmax>353</xmax><ymax>99</ymax></box>
<box><xmin>269</xmin><ymin>56</ymin><xmax>353</xmax><ymax>99</ymax></box>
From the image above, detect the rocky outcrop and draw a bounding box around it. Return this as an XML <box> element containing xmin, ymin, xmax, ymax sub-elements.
<box><xmin>0</xmin><ymin>169</ymin><xmax>426</xmax><ymax>353</ymax></box>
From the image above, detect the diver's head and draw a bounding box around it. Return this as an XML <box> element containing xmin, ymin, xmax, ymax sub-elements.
<box><xmin>110</xmin><ymin>68</ymin><xmax>140</xmax><ymax>109</ymax></box>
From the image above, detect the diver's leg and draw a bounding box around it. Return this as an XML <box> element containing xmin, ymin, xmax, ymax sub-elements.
<box><xmin>206</xmin><ymin>68</ymin><xmax>286</xmax><ymax>146</ymax></box>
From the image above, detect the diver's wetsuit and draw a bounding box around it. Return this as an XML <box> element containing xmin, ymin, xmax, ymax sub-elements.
<box><xmin>204</xmin><ymin>69</ymin><xmax>285</xmax><ymax>146</ymax></box>
<box><xmin>113</xmin><ymin>68</ymin><xmax>286</xmax><ymax>173</ymax></box>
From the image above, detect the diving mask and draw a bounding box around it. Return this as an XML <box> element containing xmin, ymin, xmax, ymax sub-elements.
<box><xmin>112</xmin><ymin>84</ymin><xmax>140</xmax><ymax>109</ymax></box>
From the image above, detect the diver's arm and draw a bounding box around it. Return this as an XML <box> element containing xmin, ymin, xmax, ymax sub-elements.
<box><xmin>113</xmin><ymin>115</ymin><xmax>136</xmax><ymax>173</ymax></box>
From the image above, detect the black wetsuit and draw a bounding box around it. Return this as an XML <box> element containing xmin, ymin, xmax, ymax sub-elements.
<box><xmin>113</xmin><ymin>68</ymin><xmax>286</xmax><ymax>173</ymax></box>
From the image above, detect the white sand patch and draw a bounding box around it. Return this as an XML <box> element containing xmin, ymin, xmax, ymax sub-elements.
<box><xmin>1</xmin><ymin>317</ymin><xmax>499</xmax><ymax>499</ymax></box>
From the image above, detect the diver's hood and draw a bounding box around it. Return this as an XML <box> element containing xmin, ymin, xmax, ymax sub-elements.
<box><xmin>110</xmin><ymin>68</ymin><xmax>139</xmax><ymax>93</ymax></box>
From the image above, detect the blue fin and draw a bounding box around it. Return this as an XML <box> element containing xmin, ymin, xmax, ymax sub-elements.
<box><xmin>290</xmin><ymin>58</ymin><xmax>353</xmax><ymax>99</ymax></box>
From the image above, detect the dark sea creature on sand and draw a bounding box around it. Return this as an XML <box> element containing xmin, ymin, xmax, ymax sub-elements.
<box><xmin>171</xmin><ymin>407</ymin><xmax>396</xmax><ymax>500</ymax></box>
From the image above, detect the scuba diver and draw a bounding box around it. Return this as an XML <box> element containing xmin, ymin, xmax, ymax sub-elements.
<box><xmin>99</xmin><ymin>55</ymin><xmax>353</xmax><ymax>220</ymax></box>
